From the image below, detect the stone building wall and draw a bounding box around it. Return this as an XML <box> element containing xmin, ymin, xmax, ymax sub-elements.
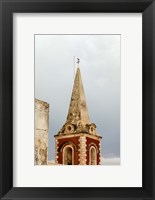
<box><xmin>55</xmin><ymin>134</ymin><xmax>101</xmax><ymax>165</ymax></box>
<box><xmin>56</xmin><ymin>136</ymin><xmax>80</xmax><ymax>164</ymax></box>
<box><xmin>86</xmin><ymin>137</ymin><xmax>100</xmax><ymax>165</ymax></box>
<box><xmin>35</xmin><ymin>99</ymin><xmax>49</xmax><ymax>165</ymax></box>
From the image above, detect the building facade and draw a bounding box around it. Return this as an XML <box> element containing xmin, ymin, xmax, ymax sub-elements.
<box><xmin>35</xmin><ymin>99</ymin><xmax>49</xmax><ymax>165</ymax></box>
<box><xmin>55</xmin><ymin>67</ymin><xmax>102</xmax><ymax>165</ymax></box>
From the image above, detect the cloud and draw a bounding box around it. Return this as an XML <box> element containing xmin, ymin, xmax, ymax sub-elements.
<box><xmin>35</xmin><ymin>35</ymin><xmax>120</xmax><ymax>160</ymax></box>
<box><xmin>101</xmin><ymin>157</ymin><xmax>120</xmax><ymax>165</ymax></box>
<box><xmin>48</xmin><ymin>158</ymin><xmax>120</xmax><ymax>166</ymax></box>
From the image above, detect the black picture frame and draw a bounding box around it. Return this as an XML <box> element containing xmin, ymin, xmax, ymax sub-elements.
<box><xmin>0</xmin><ymin>0</ymin><xmax>155</xmax><ymax>199</ymax></box>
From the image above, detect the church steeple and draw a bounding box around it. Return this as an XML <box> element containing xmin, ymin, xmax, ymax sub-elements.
<box><xmin>66</xmin><ymin>67</ymin><xmax>90</xmax><ymax>124</ymax></box>
<box><xmin>54</xmin><ymin>60</ymin><xmax>102</xmax><ymax>165</ymax></box>
<box><xmin>56</xmin><ymin>65</ymin><xmax>101</xmax><ymax>137</ymax></box>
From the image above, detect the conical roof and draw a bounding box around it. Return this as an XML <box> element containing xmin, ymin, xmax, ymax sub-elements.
<box><xmin>66</xmin><ymin>67</ymin><xmax>90</xmax><ymax>124</ymax></box>
<box><xmin>55</xmin><ymin>66</ymin><xmax>101</xmax><ymax>137</ymax></box>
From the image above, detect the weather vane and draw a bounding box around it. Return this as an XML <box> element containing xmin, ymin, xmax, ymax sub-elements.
<box><xmin>77</xmin><ymin>58</ymin><xmax>80</xmax><ymax>66</ymax></box>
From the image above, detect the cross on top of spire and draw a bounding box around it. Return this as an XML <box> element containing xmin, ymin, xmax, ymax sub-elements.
<box><xmin>77</xmin><ymin>58</ymin><xmax>80</xmax><ymax>67</ymax></box>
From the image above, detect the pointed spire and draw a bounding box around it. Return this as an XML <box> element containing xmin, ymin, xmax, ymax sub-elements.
<box><xmin>66</xmin><ymin>67</ymin><xmax>90</xmax><ymax>124</ymax></box>
<box><xmin>56</xmin><ymin>64</ymin><xmax>101</xmax><ymax>138</ymax></box>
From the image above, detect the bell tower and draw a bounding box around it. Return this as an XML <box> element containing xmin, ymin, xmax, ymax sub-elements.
<box><xmin>54</xmin><ymin>61</ymin><xmax>102</xmax><ymax>165</ymax></box>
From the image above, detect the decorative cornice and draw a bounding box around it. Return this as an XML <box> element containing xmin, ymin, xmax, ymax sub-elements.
<box><xmin>55</xmin><ymin>132</ymin><xmax>101</xmax><ymax>139</ymax></box>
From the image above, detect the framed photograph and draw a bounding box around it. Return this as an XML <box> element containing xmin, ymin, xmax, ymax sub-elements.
<box><xmin>34</xmin><ymin>34</ymin><xmax>121</xmax><ymax>167</ymax></box>
<box><xmin>0</xmin><ymin>0</ymin><xmax>154</xmax><ymax>199</ymax></box>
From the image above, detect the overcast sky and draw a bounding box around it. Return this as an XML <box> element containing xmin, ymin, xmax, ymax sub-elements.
<box><xmin>35</xmin><ymin>34</ymin><xmax>120</xmax><ymax>161</ymax></box>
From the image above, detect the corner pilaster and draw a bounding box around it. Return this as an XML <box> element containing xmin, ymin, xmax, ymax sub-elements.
<box><xmin>55</xmin><ymin>138</ymin><xmax>59</xmax><ymax>164</ymax></box>
<box><xmin>78</xmin><ymin>136</ymin><xmax>87</xmax><ymax>165</ymax></box>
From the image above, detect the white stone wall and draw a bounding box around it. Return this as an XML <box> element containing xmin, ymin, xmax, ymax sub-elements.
<box><xmin>35</xmin><ymin>99</ymin><xmax>49</xmax><ymax>165</ymax></box>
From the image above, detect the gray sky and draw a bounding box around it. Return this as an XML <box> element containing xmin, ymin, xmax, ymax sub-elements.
<box><xmin>35</xmin><ymin>35</ymin><xmax>120</xmax><ymax>161</ymax></box>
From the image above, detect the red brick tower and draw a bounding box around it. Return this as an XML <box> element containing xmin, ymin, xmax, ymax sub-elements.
<box><xmin>54</xmin><ymin>64</ymin><xmax>102</xmax><ymax>165</ymax></box>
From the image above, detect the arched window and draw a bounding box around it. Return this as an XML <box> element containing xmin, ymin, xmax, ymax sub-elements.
<box><xmin>89</xmin><ymin>146</ymin><xmax>97</xmax><ymax>165</ymax></box>
<box><xmin>63</xmin><ymin>145</ymin><xmax>74</xmax><ymax>165</ymax></box>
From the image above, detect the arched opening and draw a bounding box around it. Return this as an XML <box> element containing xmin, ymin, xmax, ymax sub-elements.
<box><xmin>89</xmin><ymin>146</ymin><xmax>97</xmax><ymax>165</ymax></box>
<box><xmin>63</xmin><ymin>145</ymin><xmax>74</xmax><ymax>165</ymax></box>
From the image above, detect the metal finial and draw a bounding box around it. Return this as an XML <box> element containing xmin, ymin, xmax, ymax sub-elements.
<box><xmin>77</xmin><ymin>58</ymin><xmax>80</xmax><ymax>66</ymax></box>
